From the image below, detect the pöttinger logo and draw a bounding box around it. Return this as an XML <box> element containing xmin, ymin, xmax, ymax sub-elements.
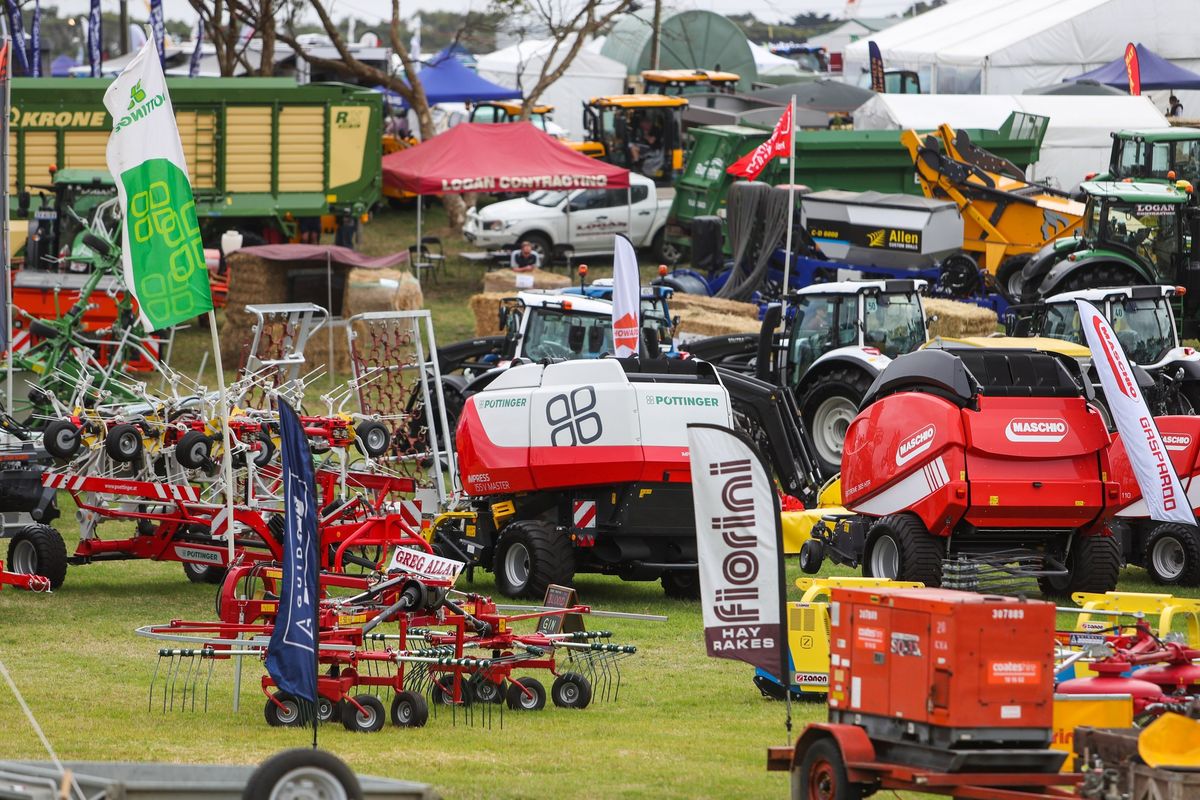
<box><xmin>1005</xmin><ymin>418</ymin><xmax>1068</xmax><ymax>443</ymax></box>
<box><xmin>896</xmin><ymin>424</ymin><xmax>935</xmax><ymax>466</ymax></box>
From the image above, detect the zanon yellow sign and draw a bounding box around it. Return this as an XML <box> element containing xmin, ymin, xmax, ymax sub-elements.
<box><xmin>10</xmin><ymin>108</ymin><xmax>109</xmax><ymax>128</ymax></box>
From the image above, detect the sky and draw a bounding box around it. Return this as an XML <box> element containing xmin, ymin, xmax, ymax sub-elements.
<box><xmin>44</xmin><ymin>0</ymin><xmax>920</xmax><ymax>28</ymax></box>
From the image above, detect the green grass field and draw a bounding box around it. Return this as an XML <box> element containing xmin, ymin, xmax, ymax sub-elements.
<box><xmin>1</xmin><ymin>205</ymin><xmax>1197</xmax><ymax>799</ymax></box>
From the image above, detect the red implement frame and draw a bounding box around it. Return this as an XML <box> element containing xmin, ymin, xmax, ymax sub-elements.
<box><xmin>0</xmin><ymin>561</ymin><xmax>51</xmax><ymax>592</ymax></box>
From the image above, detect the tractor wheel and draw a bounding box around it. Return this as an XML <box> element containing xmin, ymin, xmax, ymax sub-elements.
<box><xmin>1143</xmin><ymin>524</ymin><xmax>1200</xmax><ymax>586</ymax></box>
<box><xmin>802</xmin><ymin>368</ymin><xmax>873</xmax><ymax>478</ymax></box>
<box><xmin>551</xmin><ymin>672</ymin><xmax>593</xmax><ymax>709</ymax></box>
<box><xmin>389</xmin><ymin>691</ymin><xmax>429</xmax><ymax>728</ymax></box>
<box><xmin>263</xmin><ymin>693</ymin><xmax>303</xmax><ymax>727</ymax></box>
<box><xmin>651</xmin><ymin>229</ymin><xmax>685</xmax><ymax>266</ymax></box>
<box><xmin>995</xmin><ymin>255</ymin><xmax>1031</xmax><ymax>303</ymax></box>
<box><xmin>242</xmin><ymin>748</ymin><xmax>362</xmax><ymax>800</ymax></box>
<box><xmin>340</xmin><ymin>694</ymin><xmax>385</xmax><ymax>733</ymax></box>
<box><xmin>7</xmin><ymin>525</ymin><xmax>67</xmax><ymax>589</ymax></box>
<box><xmin>175</xmin><ymin>431</ymin><xmax>212</xmax><ymax>469</ymax></box>
<box><xmin>354</xmin><ymin>421</ymin><xmax>391</xmax><ymax>458</ymax></box>
<box><xmin>105</xmin><ymin>424</ymin><xmax>144</xmax><ymax>463</ymax></box>
<box><xmin>505</xmin><ymin>677</ymin><xmax>547</xmax><ymax>711</ymax></box>
<box><xmin>182</xmin><ymin>560</ymin><xmax>227</xmax><ymax>585</ymax></box>
<box><xmin>863</xmin><ymin>515</ymin><xmax>943</xmax><ymax>586</ymax></box>
<box><xmin>1041</xmin><ymin>534</ymin><xmax>1122</xmax><ymax>597</ymax></box>
<box><xmin>493</xmin><ymin>519</ymin><xmax>575</xmax><ymax>599</ymax></box>
<box><xmin>1053</xmin><ymin>262</ymin><xmax>1145</xmax><ymax>297</ymax></box>
<box><xmin>661</xmin><ymin>569</ymin><xmax>701</xmax><ymax>600</ymax></box>
<box><xmin>795</xmin><ymin>737</ymin><xmax>864</xmax><ymax>800</ymax></box>
<box><xmin>42</xmin><ymin>420</ymin><xmax>82</xmax><ymax>460</ymax></box>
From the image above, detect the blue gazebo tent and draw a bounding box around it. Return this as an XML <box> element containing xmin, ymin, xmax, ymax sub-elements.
<box><xmin>1065</xmin><ymin>43</ymin><xmax>1200</xmax><ymax>90</ymax></box>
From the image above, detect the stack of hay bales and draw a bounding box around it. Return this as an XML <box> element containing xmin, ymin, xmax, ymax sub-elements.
<box><xmin>482</xmin><ymin>269</ymin><xmax>571</xmax><ymax>294</ymax></box>
<box><xmin>923</xmin><ymin>297</ymin><xmax>998</xmax><ymax>339</ymax></box>
<box><xmin>670</xmin><ymin>294</ymin><xmax>761</xmax><ymax>339</ymax></box>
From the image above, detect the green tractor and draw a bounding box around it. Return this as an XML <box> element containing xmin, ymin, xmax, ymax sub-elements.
<box><xmin>1098</xmin><ymin>128</ymin><xmax>1200</xmax><ymax>185</ymax></box>
<box><xmin>1011</xmin><ymin>180</ymin><xmax>1200</xmax><ymax>335</ymax></box>
<box><xmin>20</xmin><ymin>168</ymin><xmax>117</xmax><ymax>269</ymax></box>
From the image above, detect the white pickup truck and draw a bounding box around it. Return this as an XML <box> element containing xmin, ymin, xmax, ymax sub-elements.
<box><xmin>463</xmin><ymin>172</ymin><xmax>675</xmax><ymax>264</ymax></box>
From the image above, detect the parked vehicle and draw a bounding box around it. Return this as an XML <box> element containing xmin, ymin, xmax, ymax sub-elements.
<box><xmin>1097</xmin><ymin>128</ymin><xmax>1200</xmax><ymax>185</ymax></box>
<box><xmin>463</xmin><ymin>173</ymin><xmax>672</xmax><ymax>263</ymax></box>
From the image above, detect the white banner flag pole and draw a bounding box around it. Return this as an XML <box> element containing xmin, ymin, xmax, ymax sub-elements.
<box><xmin>611</xmin><ymin>234</ymin><xmax>640</xmax><ymax>358</ymax></box>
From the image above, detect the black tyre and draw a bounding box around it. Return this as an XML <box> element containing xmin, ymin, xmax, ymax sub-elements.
<box><xmin>242</xmin><ymin>748</ymin><xmax>362</xmax><ymax>800</ymax></box>
<box><xmin>995</xmin><ymin>255</ymin><xmax>1031</xmax><ymax>303</ymax></box>
<box><xmin>651</xmin><ymin>229</ymin><xmax>685</xmax><ymax>266</ymax></box>
<box><xmin>493</xmin><ymin>519</ymin><xmax>575</xmax><ymax>599</ymax></box>
<box><xmin>7</xmin><ymin>524</ymin><xmax>67</xmax><ymax>589</ymax></box>
<box><xmin>182</xmin><ymin>560</ymin><xmax>227</xmax><ymax>585</ymax></box>
<box><xmin>105</xmin><ymin>424</ymin><xmax>144</xmax><ymax>462</ymax></box>
<box><xmin>430</xmin><ymin>677</ymin><xmax>472</xmax><ymax>706</ymax></box>
<box><xmin>661</xmin><ymin>569</ymin><xmax>701</xmax><ymax>600</ymax></box>
<box><xmin>551</xmin><ymin>672</ymin><xmax>592</xmax><ymax>709</ymax></box>
<box><xmin>42</xmin><ymin>420</ymin><xmax>82</xmax><ymax>460</ymax></box>
<box><xmin>802</xmin><ymin>368</ymin><xmax>873</xmax><ymax>478</ymax></box>
<box><xmin>253</xmin><ymin>432</ymin><xmax>275</xmax><ymax>468</ymax></box>
<box><xmin>175</xmin><ymin>430</ymin><xmax>212</xmax><ymax>469</ymax></box>
<box><xmin>263</xmin><ymin>693</ymin><xmax>303</xmax><ymax>727</ymax></box>
<box><xmin>795</xmin><ymin>737</ymin><xmax>864</xmax><ymax>800</ymax></box>
<box><xmin>863</xmin><ymin>515</ymin><xmax>943</xmax><ymax>586</ymax></box>
<box><xmin>1052</xmin><ymin>262</ymin><xmax>1145</xmax><ymax>297</ymax></box>
<box><xmin>354</xmin><ymin>420</ymin><xmax>391</xmax><ymax>457</ymax></box>
<box><xmin>316</xmin><ymin>696</ymin><xmax>337</xmax><ymax>723</ymax></box>
<box><xmin>1040</xmin><ymin>534</ymin><xmax>1122</xmax><ymax>597</ymax></box>
<box><xmin>340</xmin><ymin>694</ymin><xmax>385</xmax><ymax>733</ymax></box>
<box><xmin>520</xmin><ymin>232</ymin><xmax>553</xmax><ymax>265</ymax></box>
<box><xmin>468</xmin><ymin>673</ymin><xmax>506</xmax><ymax>705</ymax></box>
<box><xmin>505</xmin><ymin>676</ymin><xmax>546</xmax><ymax>711</ymax></box>
<box><xmin>390</xmin><ymin>690</ymin><xmax>429</xmax><ymax>727</ymax></box>
<box><xmin>1143</xmin><ymin>523</ymin><xmax>1200</xmax><ymax>586</ymax></box>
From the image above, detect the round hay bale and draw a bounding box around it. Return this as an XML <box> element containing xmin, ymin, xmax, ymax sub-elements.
<box><xmin>482</xmin><ymin>269</ymin><xmax>570</xmax><ymax>293</ymax></box>
<box><xmin>924</xmin><ymin>298</ymin><xmax>999</xmax><ymax>339</ymax></box>
<box><xmin>344</xmin><ymin>268</ymin><xmax>424</xmax><ymax>317</ymax></box>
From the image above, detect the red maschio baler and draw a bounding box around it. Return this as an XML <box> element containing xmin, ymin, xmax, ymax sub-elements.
<box><xmin>802</xmin><ymin>346</ymin><xmax>1122</xmax><ymax>595</ymax></box>
<box><xmin>1107</xmin><ymin>414</ymin><xmax>1200</xmax><ymax>585</ymax></box>
<box><xmin>769</xmin><ymin>587</ymin><xmax>1079</xmax><ymax>799</ymax></box>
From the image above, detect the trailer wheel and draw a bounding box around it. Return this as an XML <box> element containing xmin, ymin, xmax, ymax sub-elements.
<box><xmin>105</xmin><ymin>424</ymin><xmax>143</xmax><ymax>463</ymax></box>
<box><xmin>354</xmin><ymin>421</ymin><xmax>391</xmax><ymax>458</ymax></box>
<box><xmin>493</xmin><ymin>520</ymin><xmax>575</xmax><ymax>599</ymax></box>
<box><xmin>340</xmin><ymin>694</ymin><xmax>385</xmax><ymax>733</ymax></box>
<box><xmin>802</xmin><ymin>368</ymin><xmax>873</xmax><ymax>478</ymax></box>
<box><xmin>242</xmin><ymin>748</ymin><xmax>362</xmax><ymax>800</ymax></box>
<box><xmin>175</xmin><ymin>431</ymin><xmax>212</xmax><ymax>469</ymax></box>
<box><xmin>1041</xmin><ymin>534</ymin><xmax>1122</xmax><ymax>597</ymax></box>
<box><xmin>42</xmin><ymin>420</ymin><xmax>82</xmax><ymax>460</ymax></box>
<box><xmin>506</xmin><ymin>677</ymin><xmax>546</xmax><ymax>711</ymax></box>
<box><xmin>390</xmin><ymin>691</ymin><xmax>429</xmax><ymax>727</ymax></box>
<box><xmin>263</xmin><ymin>693</ymin><xmax>304</xmax><ymax>727</ymax></box>
<box><xmin>795</xmin><ymin>737</ymin><xmax>863</xmax><ymax>800</ymax></box>
<box><xmin>552</xmin><ymin>672</ymin><xmax>593</xmax><ymax>709</ymax></box>
<box><xmin>7</xmin><ymin>525</ymin><xmax>67</xmax><ymax>590</ymax></box>
<box><xmin>182</xmin><ymin>560</ymin><xmax>227</xmax><ymax>585</ymax></box>
<box><xmin>864</xmin><ymin>515</ymin><xmax>943</xmax><ymax>586</ymax></box>
<box><xmin>661</xmin><ymin>569</ymin><xmax>701</xmax><ymax>600</ymax></box>
<box><xmin>1143</xmin><ymin>524</ymin><xmax>1200</xmax><ymax>586</ymax></box>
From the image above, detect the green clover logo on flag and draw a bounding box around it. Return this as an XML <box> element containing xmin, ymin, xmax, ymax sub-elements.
<box><xmin>128</xmin><ymin>80</ymin><xmax>146</xmax><ymax>110</ymax></box>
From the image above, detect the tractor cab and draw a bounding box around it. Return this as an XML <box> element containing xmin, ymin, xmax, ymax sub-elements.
<box><xmin>583</xmin><ymin>95</ymin><xmax>688</xmax><ymax>185</ymax></box>
<box><xmin>1078</xmin><ymin>181</ymin><xmax>1190</xmax><ymax>285</ymax></box>
<box><xmin>469</xmin><ymin>100</ymin><xmax>558</xmax><ymax>133</ymax></box>
<box><xmin>21</xmin><ymin>168</ymin><xmax>118</xmax><ymax>271</ymax></box>
<box><xmin>1104</xmin><ymin>128</ymin><xmax>1200</xmax><ymax>184</ymax></box>
<box><xmin>641</xmin><ymin>69</ymin><xmax>741</xmax><ymax>96</ymax></box>
<box><xmin>502</xmin><ymin>290</ymin><xmax>675</xmax><ymax>362</ymax></box>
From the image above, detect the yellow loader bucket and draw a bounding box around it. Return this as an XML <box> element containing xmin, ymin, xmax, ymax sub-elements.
<box><xmin>1138</xmin><ymin>712</ymin><xmax>1200</xmax><ymax>769</ymax></box>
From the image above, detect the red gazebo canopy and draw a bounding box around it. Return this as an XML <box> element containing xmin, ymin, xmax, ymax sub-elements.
<box><xmin>382</xmin><ymin>122</ymin><xmax>630</xmax><ymax>195</ymax></box>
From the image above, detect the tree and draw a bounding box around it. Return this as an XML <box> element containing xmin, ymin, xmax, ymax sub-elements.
<box><xmin>186</xmin><ymin>0</ymin><xmax>296</xmax><ymax>76</ymax></box>
<box><xmin>489</xmin><ymin>0</ymin><xmax>635</xmax><ymax>121</ymax></box>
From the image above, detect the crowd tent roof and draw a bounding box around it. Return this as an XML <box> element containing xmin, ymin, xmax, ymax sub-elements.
<box><xmin>843</xmin><ymin>0</ymin><xmax>1200</xmax><ymax>95</ymax></box>
<box><xmin>602</xmin><ymin>9</ymin><xmax>757</xmax><ymax>90</ymax></box>
<box><xmin>475</xmin><ymin>40</ymin><xmax>627</xmax><ymax>139</ymax></box>
<box><xmin>853</xmin><ymin>94</ymin><xmax>1169</xmax><ymax>190</ymax></box>
<box><xmin>382</xmin><ymin>122</ymin><xmax>629</xmax><ymax>195</ymax></box>
<box><xmin>1066</xmin><ymin>43</ymin><xmax>1200</xmax><ymax>90</ymax></box>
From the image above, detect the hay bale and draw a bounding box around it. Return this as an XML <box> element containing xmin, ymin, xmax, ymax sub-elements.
<box><xmin>344</xmin><ymin>268</ymin><xmax>423</xmax><ymax>317</ymax></box>
<box><xmin>924</xmin><ymin>297</ymin><xmax>999</xmax><ymax>339</ymax></box>
<box><xmin>219</xmin><ymin>252</ymin><xmax>291</xmax><ymax>366</ymax></box>
<box><xmin>675</xmin><ymin>309</ymin><xmax>762</xmax><ymax>339</ymax></box>
<box><xmin>482</xmin><ymin>269</ymin><xmax>570</xmax><ymax>293</ymax></box>
<box><xmin>668</xmin><ymin>293</ymin><xmax>759</xmax><ymax>320</ymax></box>
<box><xmin>470</xmin><ymin>292</ymin><xmax>510</xmax><ymax>337</ymax></box>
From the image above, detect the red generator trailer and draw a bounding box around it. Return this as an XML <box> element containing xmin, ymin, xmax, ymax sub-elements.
<box><xmin>801</xmin><ymin>346</ymin><xmax>1122</xmax><ymax>595</ymax></box>
<box><xmin>1107</xmin><ymin>414</ymin><xmax>1200</xmax><ymax>585</ymax></box>
<box><xmin>769</xmin><ymin>586</ymin><xmax>1081</xmax><ymax>799</ymax></box>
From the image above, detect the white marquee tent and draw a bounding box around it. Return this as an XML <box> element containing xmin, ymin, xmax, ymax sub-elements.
<box><xmin>843</xmin><ymin>0</ymin><xmax>1200</xmax><ymax>96</ymax></box>
<box><xmin>853</xmin><ymin>94</ymin><xmax>1171</xmax><ymax>190</ymax></box>
<box><xmin>476</xmin><ymin>41</ymin><xmax>628</xmax><ymax>139</ymax></box>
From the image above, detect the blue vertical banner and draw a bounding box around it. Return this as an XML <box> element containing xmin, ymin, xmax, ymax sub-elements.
<box><xmin>188</xmin><ymin>19</ymin><xmax>203</xmax><ymax>77</ymax></box>
<box><xmin>149</xmin><ymin>0</ymin><xmax>164</xmax><ymax>65</ymax></box>
<box><xmin>868</xmin><ymin>40</ymin><xmax>885</xmax><ymax>94</ymax></box>
<box><xmin>264</xmin><ymin>398</ymin><xmax>319</xmax><ymax>714</ymax></box>
<box><xmin>87</xmin><ymin>0</ymin><xmax>101</xmax><ymax>77</ymax></box>
<box><xmin>28</xmin><ymin>0</ymin><xmax>38</xmax><ymax>77</ymax></box>
<box><xmin>4</xmin><ymin>1</ymin><xmax>29</xmax><ymax>76</ymax></box>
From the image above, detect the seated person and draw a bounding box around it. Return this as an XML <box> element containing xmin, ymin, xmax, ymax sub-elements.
<box><xmin>510</xmin><ymin>240</ymin><xmax>541</xmax><ymax>271</ymax></box>
<box><xmin>628</xmin><ymin>116</ymin><xmax>663</xmax><ymax>176</ymax></box>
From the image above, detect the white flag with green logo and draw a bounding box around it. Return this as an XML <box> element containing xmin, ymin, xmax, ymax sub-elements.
<box><xmin>104</xmin><ymin>39</ymin><xmax>212</xmax><ymax>330</ymax></box>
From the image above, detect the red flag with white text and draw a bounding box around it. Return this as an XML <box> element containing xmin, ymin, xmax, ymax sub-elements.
<box><xmin>726</xmin><ymin>103</ymin><xmax>793</xmax><ymax>181</ymax></box>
